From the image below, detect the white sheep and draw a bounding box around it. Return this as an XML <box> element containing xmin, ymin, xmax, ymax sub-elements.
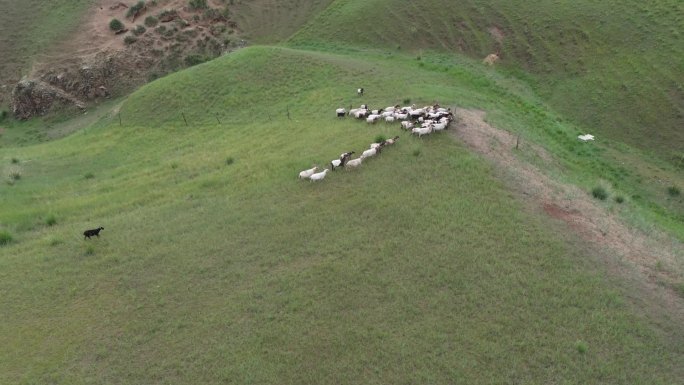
<box><xmin>385</xmin><ymin>115</ymin><xmax>396</xmax><ymax>123</ymax></box>
<box><xmin>336</xmin><ymin>108</ymin><xmax>346</xmax><ymax>117</ymax></box>
<box><xmin>412</xmin><ymin>126</ymin><xmax>432</xmax><ymax>138</ymax></box>
<box><xmin>366</xmin><ymin>114</ymin><xmax>381</xmax><ymax>123</ymax></box>
<box><xmin>331</xmin><ymin>151</ymin><xmax>355</xmax><ymax>170</ymax></box>
<box><xmin>362</xmin><ymin>148</ymin><xmax>378</xmax><ymax>158</ymax></box>
<box><xmin>345</xmin><ymin>157</ymin><xmax>363</xmax><ymax>169</ymax></box>
<box><xmin>385</xmin><ymin>135</ymin><xmax>400</xmax><ymax>145</ymax></box>
<box><xmin>432</xmin><ymin>121</ymin><xmax>448</xmax><ymax>131</ymax></box>
<box><xmin>309</xmin><ymin>169</ymin><xmax>330</xmax><ymax>182</ymax></box>
<box><xmin>298</xmin><ymin>166</ymin><xmax>319</xmax><ymax>179</ymax></box>
<box><xmin>353</xmin><ymin>109</ymin><xmax>368</xmax><ymax>119</ymax></box>
<box><xmin>401</xmin><ymin>121</ymin><xmax>414</xmax><ymax>130</ymax></box>
<box><xmin>394</xmin><ymin>112</ymin><xmax>409</xmax><ymax>120</ymax></box>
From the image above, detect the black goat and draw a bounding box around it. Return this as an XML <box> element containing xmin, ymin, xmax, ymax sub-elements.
<box><xmin>83</xmin><ymin>227</ymin><xmax>104</xmax><ymax>240</ymax></box>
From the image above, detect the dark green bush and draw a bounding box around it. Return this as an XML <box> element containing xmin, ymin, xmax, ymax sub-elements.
<box><xmin>667</xmin><ymin>186</ymin><xmax>681</xmax><ymax>197</ymax></box>
<box><xmin>45</xmin><ymin>214</ymin><xmax>57</xmax><ymax>226</ymax></box>
<box><xmin>84</xmin><ymin>172</ymin><xmax>95</xmax><ymax>179</ymax></box>
<box><xmin>614</xmin><ymin>195</ymin><xmax>624</xmax><ymax>204</ymax></box>
<box><xmin>374</xmin><ymin>134</ymin><xmax>386</xmax><ymax>143</ymax></box>
<box><xmin>109</xmin><ymin>18</ymin><xmax>124</xmax><ymax>31</ymax></box>
<box><xmin>0</xmin><ymin>110</ymin><xmax>7</xmax><ymax>121</ymax></box>
<box><xmin>592</xmin><ymin>186</ymin><xmax>608</xmax><ymax>200</ymax></box>
<box><xmin>185</xmin><ymin>54</ymin><xmax>208</xmax><ymax>66</ymax></box>
<box><xmin>11</xmin><ymin>157</ymin><xmax>19</xmax><ymax>164</ymax></box>
<box><xmin>127</xmin><ymin>1</ymin><xmax>146</xmax><ymax>18</ymax></box>
<box><xmin>9</xmin><ymin>169</ymin><xmax>21</xmax><ymax>180</ymax></box>
<box><xmin>133</xmin><ymin>25</ymin><xmax>147</xmax><ymax>36</ymax></box>
<box><xmin>124</xmin><ymin>35</ymin><xmax>138</xmax><ymax>45</ymax></box>
<box><xmin>225</xmin><ymin>157</ymin><xmax>234</xmax><ymax>166</ymax></box>
<box><xmin>144</xmin><ymin>15</ymin><xmax>158</xmax><ymax>27</ymax></box>
<box><xmin>189</xmin><ymin>0</ymin><xmax>208</xmax><ymax>10</ymax></box>
<box><xmin>0</xmin><ymin>231</ymin><xmax>13</xmax><ymax>246</ymax></box>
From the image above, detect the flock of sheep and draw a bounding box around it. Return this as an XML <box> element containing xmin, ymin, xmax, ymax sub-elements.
<box><xmin>298</xmin><ymin>101</ymin><xmax>455</xmax><ymax>182</ymax></box>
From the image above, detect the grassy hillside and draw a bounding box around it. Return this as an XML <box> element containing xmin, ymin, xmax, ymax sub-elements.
<box><xmin>0</xmin><ymin>0</ymin><xmax>93</xmax><ymax>103</ymax></box>
<box><xmin>1</xmin><ymin>46</ymin><xmax>682</xmax><ymax>384</ymax></box>
<box><xmin>288</xmin><ymin>0</ymin><xmax>684</xmax><ymax>162</ymax></box>
<box><xmin>231</xmin><ymin>0</ymin><xmax>336</xmax><ymax>43</ymax></box>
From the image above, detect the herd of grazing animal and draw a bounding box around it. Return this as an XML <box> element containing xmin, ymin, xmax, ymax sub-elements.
<box><xmin>298</xmin><ymin>136</ymin><xmax>400</xmax><ymax>182</ymax></box>
<box><xmin>338</xmin><ymin>102</ymin><xmax>455</xmax><ymax>138</ymax></box>
<box><xmin>300</xmin><ymin>96</ymin><xmax>455</xmax><ymax>182</ymax></box>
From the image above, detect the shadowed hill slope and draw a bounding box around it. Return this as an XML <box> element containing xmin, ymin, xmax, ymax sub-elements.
<box><xmin>288</xmin><ymin>0</ymin><xmax>684</xmax><ymax>161</ymax></box>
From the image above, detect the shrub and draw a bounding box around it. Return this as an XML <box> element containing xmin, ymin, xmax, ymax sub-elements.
<box><xmin>11</xmin><ymin>157</ymin><xmax>19</xmax><ymax>164</ymax></box>
<box><xmin>84</xmin><ymin>172</ymin><xmax>95</xmax><ymax>179</ymax></box>
<box><xmin>85</xmin><ymin>245</ymin><xmax>95</xmax><ymax>256</ymax></box>
<box><xmin>0</xmin><ymin>110</ymin><xmax>7</xmax><ymax>121</ymax></box>
<box><xmin>667</xmin><ymin>186</ymin><xmax>680</xmax><ymax>197</ymax></box>
<box><xmin>158</xmin><ymin>9</ymin><xmax>177</xmax><ymax>19</ymax></box>
<box><xmin>133</xmin><ymin>25</ymin><xmax>147</xmax><ymax>36</ymax></box>
<box><xmin>402</xmin><ymin>98</ymin><xmax>411</xmax><ymax>105</ymax></box>
<box><xmin>592</xmin><ymin>186</ymin><xmax>608</xmax><ymax>200</ymax></box>
<box><xmin>144</xmin><ymin>15</ymin><xmax>158</xmax><ymax>27</ymax></box>
<box><xmin>225</xmin><ymin>157</ymin><xmax>234</xmax><ymax>166</ymax></box>
<box><xmin>0</xmin><ymin>231</ymin><xmax>13</xmax><ymax>246</ymax></box>
<box><xmin>185</xmin><ymin>54</ymin><xmax>208</xmax><ymax>66</ymax></box>
<box><xmin>8</xmin><ymin>168</ymin><xmax>21</xmax><ymax>181</ymax></box>
<box><xmin>614</xmin><ymin>195</ymin><xmax>624</xmax><ymax>204</ymax></box>
<box><xmin>109</xmin><ymin>18</ymin><xmax>124</xmax><ymax>31</ymax></box>
<box><xmin>189</xmin><ymin>0</ymin><xmax>208</xmax><ymax>10</ymax></box>
<box><xmin>412</xmin><ymin>148</ymin><xmax>421</xmax><ymax>157</ymax></box>
<box><xmin>45</xmin><ymin>214</ymin><xmax>57</xmax><ymax>227</ymax></box>
<box><xmin>374</xmin><ymin>134</ymin><xmax>386</xmax><ymax>143</ymax></box>
<box><xmin>124</xmin><ymin>35</ymin><xmax>138</xmax><ymax>45</ymax></box>
<box><xmin>127</xmin><ymin>1</ymin><xmax>146</xmax><ymax>18</ymax></box>
<box><xmin>575</xmin><ymin>340</ymin><xmax>588</xmax><ymax>354</ymax></box>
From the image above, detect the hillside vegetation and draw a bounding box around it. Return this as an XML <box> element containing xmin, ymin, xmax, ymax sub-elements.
<box><xmin>1</xmin><ymin>46</ymin><xmax>683</xmax><ymax>384</ymax></box>
<box><xmin>0</xmin><ymin>0</ymin><xmax>92</xmax><ymax>103</ymax></box>
<box><xmin>288</xmin><ymin>0</ymin><xmax>684</xmax><ymax>162</ymax></box>
<box><xmin>1</xmin><ymin>0</ymin><xmax>683</xmax><ymax>384</ymax></box>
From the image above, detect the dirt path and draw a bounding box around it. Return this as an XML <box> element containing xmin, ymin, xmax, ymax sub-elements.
<box><xmin>451</xmin><ymin>108</ymin><xmax>684</xmax><ymax>322</ymax></box>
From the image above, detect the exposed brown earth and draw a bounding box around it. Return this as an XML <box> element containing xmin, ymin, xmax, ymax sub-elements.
<box><xmin>11</xmin><ymin>0</ymin><xmax>244</xmax><ymax>119</ymax></box>
<box><xmin>452</xmin><ymin>108</ymin><xmax>684</xmax><ymax>320</ymax></box>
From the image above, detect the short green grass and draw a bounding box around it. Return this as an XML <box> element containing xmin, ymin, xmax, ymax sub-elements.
<box><xmin>287</xmin><ymin>0</ymin><xmax>684</xmax><ymax>162</ymax></box>
<box><xmin>1</xmin><ymin>46</ymin><xmax>682</xmax><ymax>384</ymax></box>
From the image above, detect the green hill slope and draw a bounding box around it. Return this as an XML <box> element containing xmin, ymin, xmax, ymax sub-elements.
<box><xmin>1</xmin><ymin>46</ymin><xmax>682</xmax><ymax>384</ymax></box>
<box><xmin>288</xmin><ymin>0</ymin><xmax>684</xmax><ymax>161</ymax></box>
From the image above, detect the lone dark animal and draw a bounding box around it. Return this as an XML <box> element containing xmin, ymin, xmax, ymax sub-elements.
<box><xmin>83</xmin><ymin>227</ymin><xmax>104</xmax><ymax>239</ymax></box>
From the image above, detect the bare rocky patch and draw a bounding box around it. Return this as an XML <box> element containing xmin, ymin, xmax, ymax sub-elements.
<box><xmin>11</xmin><ymin>0</ymin><xmax>246</xmax><ymax>119</ymax></box>
<box><xmin>452</xmin><ymin>108</ymin><xmax>684</xmax><ymax>320</ymax></box>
